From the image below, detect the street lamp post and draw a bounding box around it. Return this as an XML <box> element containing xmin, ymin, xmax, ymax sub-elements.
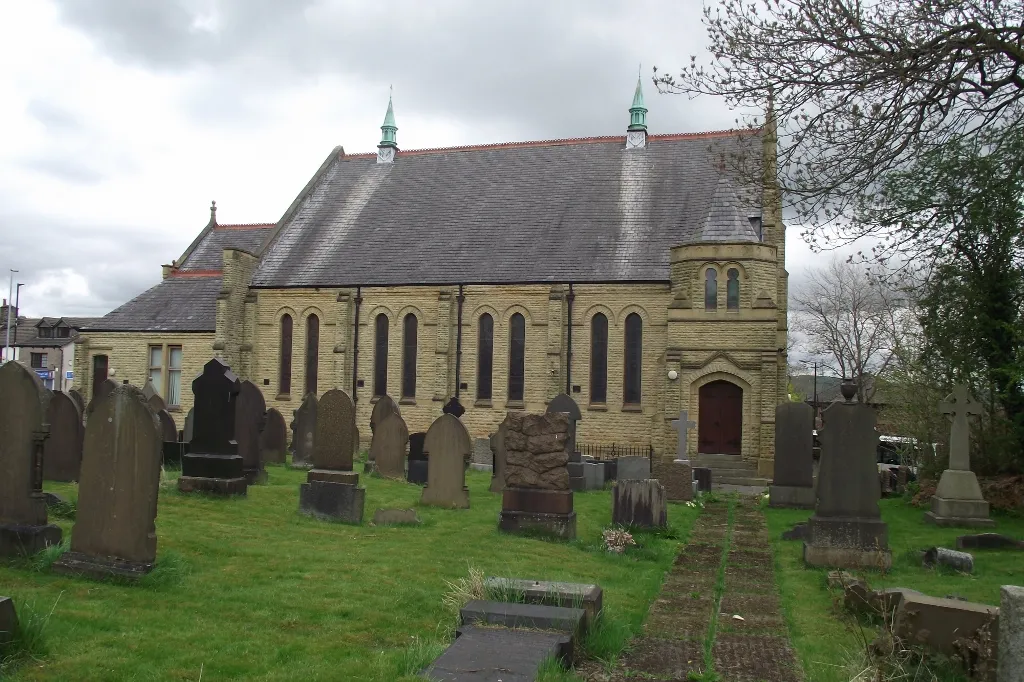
<box><xmin>4</xmin><ymin>269</ymin><xmax>18</xmax><ymax>364</ymax></box>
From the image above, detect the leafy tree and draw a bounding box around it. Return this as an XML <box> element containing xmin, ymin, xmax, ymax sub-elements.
<box><xmin>656</xmin><ymin>0</ymin><xmax>1024</xmax><ymax>247</ymax></box>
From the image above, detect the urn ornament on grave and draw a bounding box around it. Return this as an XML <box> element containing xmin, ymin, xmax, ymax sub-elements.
<box><xmin>924</xmin><ymin>385</ymin><xmax>994</xmax><ymax>528</ymax></box>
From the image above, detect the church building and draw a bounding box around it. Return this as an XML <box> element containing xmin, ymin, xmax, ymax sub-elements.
<box><xmin>76</xmin><ymin>79</ymin><xmax>789</xmax><ymax>476</ymax></box>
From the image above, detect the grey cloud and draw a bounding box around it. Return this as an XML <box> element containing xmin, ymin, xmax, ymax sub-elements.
<box><xmin>25</xmin><ymin>99</ymin><xmax>83</xmax><ymax>133</ymax></box>
<box><xmin>54</xmin><ymin>0</ymin><xmax>732</xmax><ymax>141</ymax></box>
<box><xmin>22</xmin><ymin>153</ymin><xmax>106</xmax><ymax>185</ymax></box>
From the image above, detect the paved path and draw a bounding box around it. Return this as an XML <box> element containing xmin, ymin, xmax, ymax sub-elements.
<box><xmin>583</xmin><ymin>498</ymin><xmax>802</xmax><ymax>681</ymax></box>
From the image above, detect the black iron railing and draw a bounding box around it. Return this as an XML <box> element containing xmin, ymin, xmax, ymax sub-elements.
<box><xmin>577</xmin><ymin>443</ymin><xmax>654</xmax><ymax>461</ymax></box>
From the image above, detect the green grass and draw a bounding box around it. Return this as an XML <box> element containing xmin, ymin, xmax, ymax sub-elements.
<box><xmin>0</xmin><ymin>465</ymin><xmax>698</xmax><ymax>681</ymax></box>
<box><xmin>766</xmin><ymin>497</ymin><xmax>1024</xmax><ymax>682</ymax></box>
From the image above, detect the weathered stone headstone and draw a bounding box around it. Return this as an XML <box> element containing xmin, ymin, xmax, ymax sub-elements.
<box><xmin>546</xmin><ymin>394</ymin><xmax>582</xmax><ymax>455</ymax></box>
<box><xmin>0</xmin><ymin>596</ymin><xmax>17</xmax><ymax>648</ymax></box>
<box><xmin>471</xmin><ymin>437</ymin><xmax>493</xmax><ymax>471</ymax></box>
<box><xmin>88</xmin><ymin>378</ymin><xmax>117</xmax><ymax>415</ymax></box>
<box><xmin>421</xmin><ymin>414</ymin><xmax>472</xmax><ymax>508</ymax></box>
<box><xmin>367</xmin><ymin>394</ymin><xmax>400</xmax><ymax>471</ymax></box>
<box><xmin>52</xmin><ymin>385</ymin><xmax>161</xmax><ymax>581</ymax></box>
<box><xmin>652</xmin><ymin>458</ymin><xmax>692</xmax><ymax>501</ymax></box>
<box><xmin>68</xmin><ymin>388</ymin><xmax>86</xmax><ymax>417</ymax></box>
<box><xmin>260</xmin><ymin>408</ymin><xmax>287</xmax><ymax>464</ymax></box>
<box><xmin>769</xmin><ymin>402</ymin><xmax>816</xmax><ymax>508</ymax></box>
<box><xmin>155</xmin><ymin>409</ymin><xmax>177</xmax><ymax>443</ymax></box>
<box><xmin>183</xmin><ymin>407</ymin><xmax>195</xmax><ymax>443</ymax></box>
<box><xmin>234</xmin><ymin>380</ymin><xmax>267</xmax><ymax>484</ymax></box>
<box><xmin>370</xmin><ymin>412</ymin><xmax>408</xmax><ymax>479</ymax></box>
<box><xmin>299</xmin><ymin>388</ymin><xmax>364</xmax><ymax>523</ymax></box>
<box><xmin>499</xmin><ymin>412</ymin><xmax>575</xmax><ymax>539</ymax></box>
<box><xmin>804</xmin><ymin>382</ymin><xmax>891</xmax><ymax>569</ymax></box>
<box><xmin>178</xmin><ymin>358</ymin><xmax>247</xmax><ymax>496</ymax></box>
<box><xmin>489</xmin><ymin>419</ymin><xmax>509</xmax><ymax>493</ymax></box>
<box><xmin>612</xmin><ymin>479</ymin><xmax>668</xmax><ymax>528</ymax></box>
<box><xmin>894</xmin><ymin>593</ymin><xmax>998</xmax><ymax>657</ymax></box>
<box><xmin>142</xmin><ymin>378</ymin><xmax>166</xmax><ymax>413</ymax></box>
<box><xmin>925</xmin><ymin>385</ymin><xmax>994</xmax><ymax>528</ymax></box>
<box><xmin>999</xmin><ymin>585</ymin><xmax>1024</xmax><ymax>682</ymax></box>
<box><xmin>290</xmin><ymin>393</ymin><xmax>317</xmax><ymax>468</ymax></box>
<box><xmin>42</xmin><ymin>391</ymin><xmax>83</xmax><ymax>482</ymax></box>
<box><xmin>312</xmin><ymin>388</ymin><xmax>355</xmax><ymax>471</ymax></box>
<box><xmin>0</xmin><ymin>362</ymin><xmax>61</xmax><ymax>556</ymax></box>
<box><xmin>582</xmin><ymin>460</ymin><xmax>605</xmax><ymax>490</ymax></box>
<box><xmin>406</xmin><ymin>431</ymin><xmax>428</xmax><ymax>484</ymax></box>
<box><xmin>616</xmin><ymin>455</ymin><xmax>651</xmax><ymax>481</ymax></box>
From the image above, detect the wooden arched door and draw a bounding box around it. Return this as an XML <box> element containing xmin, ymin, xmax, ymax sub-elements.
<box><xmin>698</xmin><ymin>380</ymin><xmax>743</xmax><ymax>455</ymax></box>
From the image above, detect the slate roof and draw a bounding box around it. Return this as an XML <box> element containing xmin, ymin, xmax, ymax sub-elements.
<box><xmin>179</xmin><ymin>224</ymin><xmax>275</xmax><ymax>271</ymax></box>
<box><xmin>251</xmin><ymin>131</ymin><xmax>766</xmax><ymax>288</ymax></box>
<box><xmin>85</xmin><ymin>275</ymin><xmax>222</xmax><ymax>332</ymax></box>
<box><xmin>13</xmin><ymin>317</ymin><xmax>102</xmax><ymax>347</ymax></box>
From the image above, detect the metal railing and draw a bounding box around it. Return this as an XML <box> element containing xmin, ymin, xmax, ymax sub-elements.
<box><xmin>577</xmin><ymin>443</ymin><xmax>654</xmax><ymax>461</ymax></box>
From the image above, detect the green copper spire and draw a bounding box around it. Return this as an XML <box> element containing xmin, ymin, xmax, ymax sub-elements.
<box><xmin>379</xmin><ymin>91</ymin><xmax>397</xmax><ymax>148</ymax></box>
<box><xmin>628</xmin><ymin>76</ymin><xmax>648</xmax><ymax>131</ymax></box>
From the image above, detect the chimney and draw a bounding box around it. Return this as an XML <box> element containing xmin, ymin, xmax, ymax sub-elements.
<box><xmin>1</xmin><ymin>298</ymin><xmax>16</xmax><ymax>326</ymax></box>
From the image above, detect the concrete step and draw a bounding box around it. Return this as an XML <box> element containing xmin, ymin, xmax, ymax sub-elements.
<box><xmin>714</xmin><ymin>475</ymin><xmax>771</xmax><ymax>487</ymax></box>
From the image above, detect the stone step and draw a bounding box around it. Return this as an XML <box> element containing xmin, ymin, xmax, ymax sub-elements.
<box><xmin>460</xmin><ymin>599</ymin><xmax>586</xmax><ymax>635</ymax></box>
<box><xmin>714</xmin><ymin>475</ymin><xmax>771</xmax><ymax>487</ymax></box>
<box><xmin>694</xmin><ymin>463</ymin><xmax>760</xmax><ymax>475</ymax></box>
<box><xmin>423</xmin><ymin>624</ymin><xmax>572</xmax><ymax>681</ymax></box>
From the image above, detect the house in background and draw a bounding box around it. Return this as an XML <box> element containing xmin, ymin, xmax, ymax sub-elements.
<box><xmin>0</xmin><ymin>303</ymin><xmax>101</xmax><ymax>391</ymax></box>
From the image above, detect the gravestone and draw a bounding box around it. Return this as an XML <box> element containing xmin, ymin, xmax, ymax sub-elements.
<box><xmin>769</xmin><ymin>402</ymin><xmax>816</xmax><ymax>508</ymax></box>
<box><xmin>612</xmin><ymin>479</ymin><xmax>668</xmax><ymax>528</ymax></box>
<box><xmin>0</xmin><ymin>362</ymin><xmax>61</xmax><ymax>556</ymax></box>
<box><xmin>546</xmin><ymin>394</ymin><xmax>582</xmax><ymax>456</ymax></box>
<box><xmin>42</xmin><ymin>391</ymin><xmax>83</xmax><ymax>482</ymax></box>
<box><xmin>160</xmin><ymin>409</ymin><xmax>183</xmax><ymax>467</ymax></box>
<box><xmin>471</xmin><ymin>437</ymin><xmax>493</xmax><ymax>471</ymax></box>
<box><xmin>68</xmin><ymin>388</ymin><xmax>86</xmax><ymax>417</ymax></box>
<box><xmin>370</xmin><ymin>412</ymin><xmax>409</xmax><ymax>479</ymax></box>
<box><xmin>489</xmin><ymin>421</ymin><xmax>508</xmax><ymax>493</ymax></box>
<box><xmin>693</xmin><ymin>467</ymin><xmax>713</xmax><ymax>493</ymax></box>
<box><xmin>299</xmin><ymin>388</ymin><xmax>364</xmax><ymax>523</ymax></box>
<box><xmin>142</xmin><ymin>378</ymin><xmax>166</xmax><ymax>413</ymax></box>
<box><xmin>235</xmin><ymin>381</ymin><xmax>267</xmax><ymax>484</ymax></box>
<box><xmin>582</xmin><ymin>460</ymin><xmax>605</xmax><ymax>490</ymax></box>
<box><xmin>372</xmin><ymin>508</ymin><xmax>421</xmax><ymax>526</ymax></box>
<box><xmin>260</xmin><ymin>408</ymin><xmax>287</xmax><ymax>464</ymax></box>
<box><xmin>421</xmin><ymin>414</ymin><xmax>472</xmax><ymax>508</ymax></box>
<box><xmin>88</xmin><ymin>378</ymin><xmax>117</xmax><ymax>415</ymax></box>
<box><xmin>652</xmin><ymin>457</ymin><xmax>692</xmax><ymax>501</ymax></box>
<box><xmin>290</xmin><ymin>393</ymin><xmax>317</xmax><ymax>468</ymax></box>
<box><xmin>0</xmin><ymin>596</ymin><xmax>17</xmax><ymax>648</ymax></box>
<box><xmin>499</xmin><ymin>412</ymin><xmax>575</xmax><ymax>539</ymax></box>
<box><xmin>1000</xmin><ymin>585</ymin><xmax>1024</xmax><ymax>682</ymax></box>
<box><xmin>52</xmin><ymin>385</ymin><xmax>161</xmax><ymax>580</ymax></box>
<box><xmin>156</xmin><ymin>410</ymin><xmax>177</xmax><ymax>443</ymax></box>
<box><xmin>925</xmin><ymin>385</ymin><xmax>994</xmax><ymax>528</ymax></box>
<box><xmin>616</xmin><ymin>455</ymin><xmax>651</xmax><ymax>480</ymax></box>
<box><xmin>183</xmin><ymin>407</ymin><xmax>195</xmax><ymax>443</ymax></box>
<box><xmin>178</xmin><ymin>358</ymin><xmax>247</xmax><ymax>496</ymax></box>
<box><xmin>804</xmin><ymin>382</ymin><xmax>891</xmax><ymax>569</ymax></box>
<box><xmin>670</xmin><ymin>410</ymin><xmax>697</xmax><ymax>463</ymax></box>
<box><xmin>406</xmin><ymin>431</ymin><xmax>428</xmax><ymax>484</ymax></box>
<box><xmin>367</xmin><ymin>394</ymin><xmax>400</xmax><ymax>471</ymax></box>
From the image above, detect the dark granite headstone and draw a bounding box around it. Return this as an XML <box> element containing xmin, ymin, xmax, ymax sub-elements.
<box><xmin>260</xmin><ymin>408</ymin><xmax>287</xmax><ymax>464</ymax></box>
<box><xmin>53</xmin><ymin>385</ymin><xmax>161</xmax><ymax>581</ymax></box>
<box><xmin>956</xmin><ymin>533</ymin><xmax>1024</xmax><ymax>551</ymax></box>
<box><xmin>313</xmin><ymin>388</ymin><xmax>355</xmax><ymax>471</ymax></box>
<box><xmin>0</xmin><ymin>362</ymin><xmax>61</xmax><ymax>556</ymax></box>
<box><xmin>406</xmin><ymin>431</ymin><xmax>428</xmax><ymax>484</ymax></box>
<box><xmin>421</xmin><ymin>415</ymin><xmax>471</xmax><ymax>508</ymax></box>
<box><xmin>693</xmin><ymin>467</ymin><xmax>712</xmax><ymax>493</ymax></box>
<box><xmin>87</xmin><ymin>378</ymin><xmax>117</xmax><ymax>416</ymax></box>
<box><xmin>370</xmin><ymin>412</ymin><xmax>408</xmax><ymax>479</ymax></box>
<box><xmin>804</xmin><ymin>387</ymin><xmax>891</xmax><ymax>569</ymax></box>
<box><xmin>770</xmin><ymin>402</ymin><xmax>815</xmax><ymax>508</ymax></box>
<box><xmin>43</xmin><ymin>391</ymin><xmax>83</xmax><ymax>482</ymax></box>
<box><xmin>178</xmin><ymin>358</ymin><xmax>246</xmax><ymax>496</ymax></box>
<box><xmin>235</xmin><ymin>380</ymin><xmax>267</xmax><ymax>484</ymax></box>
<box><xmin>290</xmin><ymin>393</ymin><xmax>317</xmax><ymax>468</ymax></box>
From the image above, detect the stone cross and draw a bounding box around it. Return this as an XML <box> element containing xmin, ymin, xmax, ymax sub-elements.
<box><xmin>671</xmin><ymin>410</ymin><xmax>696</xmax><ymax>461</ymax></box>
<box><xmin>939</xmin><ymin>385</ymin><xmax>983</xmax><ymax>472</ymax></box>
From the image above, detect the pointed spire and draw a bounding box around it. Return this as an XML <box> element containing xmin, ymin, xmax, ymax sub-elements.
<box><xmin>379</xmin><ymin>88</ymin><xmax>397</xmax><ymax>149</ymax></box>
<box><xmin>628</xmin><ymin>74</ymin><xmax>648</xmax><ymax>132</ymax></box>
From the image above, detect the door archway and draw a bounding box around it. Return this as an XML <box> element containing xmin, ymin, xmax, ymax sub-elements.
<box><xmin>698</xmin><ymin>380</ymin><xmax>743</xmax><ymax>455</ymax></box>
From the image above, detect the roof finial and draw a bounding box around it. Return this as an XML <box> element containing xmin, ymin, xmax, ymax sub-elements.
<box><xmin>210</xmin><ymin>200</ymin><xmax>217</xmax><ymax>224</ymax></box>
<box><xmin>378</xmin><ymin>88</ymin><xmax>398</xmax><ymax>164</ymax></box>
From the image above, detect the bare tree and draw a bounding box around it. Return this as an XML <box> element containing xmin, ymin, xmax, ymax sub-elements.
<box><xmin>791</xmin><ymin>257</ymin><xmax>906</xmax><ymax>402</ymax></box>
<box><xmin>655</xmin><ymin>0</ymin><xmax>1024</xmax><ymax>248</ymax></box>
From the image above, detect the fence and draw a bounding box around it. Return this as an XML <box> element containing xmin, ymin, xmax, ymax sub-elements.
<box><xmin>577</xmin><ymin>443</ymin><xmax>654</xmax><ymax>461</ymax></box>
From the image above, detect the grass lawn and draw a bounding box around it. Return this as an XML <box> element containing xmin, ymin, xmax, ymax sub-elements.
<box><xmin>1</xmin><ymin>463</ymin><xmax>698</xmax><ymax>681</ymax></box>
<box><xmin>766</xmin><ymin>497</ymin><xmax>1024</xmax><ymax>682</ymax></box>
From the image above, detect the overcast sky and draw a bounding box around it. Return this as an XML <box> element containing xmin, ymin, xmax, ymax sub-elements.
<box><xmin>0</xmin><ymin>0</ymin><xmax>829</xmax><ymax>320</ymax></box>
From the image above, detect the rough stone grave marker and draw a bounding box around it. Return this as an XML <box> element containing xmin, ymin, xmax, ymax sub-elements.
<box><xmin>290</xmin><ymin>393</ymin><xmax>317</xmax><ymax>468</ymax></box>
<box><xmin>0</xmin><ymin>362</ymin><xmax>61</xmax><ymax>556</ymax></box>
<box><xmin>652</xmin><ymin>457</ymin><xmax>691</xmax><ymax>501</ymax></box>
<box><xmin>499</xmin><ymin>412</ymin><xmax>575</xmax><ymax>539</ymax></box>
<box><xmin>370</xmin><ymin>412</ymin><xmax>408</xmax><ymax>479</ymax></box>
<box><xmin>178</xmin><ymin>358</ymin><xmax>246</xmax><ymax>496</ymax></box>
<box><xmin>546</xmin><ymin>394</ymin><xmax>582</xmax><ymax>455</ymax></box>
<box><xmin>260</xmin><ymin>407</ymin><xmax>287</xmax><ymax>464</ymax></box>
<box><xmin>53</xmin><ymin>385</ymin><xmax>161</xmax><ymax>580</ymax></box>
<box><xmin>770</xmin><ymin>402</ymin><xmax>816</xmax><ymax>508</ymax></box>
<box><xmin>235</xmin><ymin>380</ymin><xmax>267</xmax><ymax>484</ymax></box>
<box><xmin>804</xmin><ymin>382</ymin><xmax>891</xmax><ymax>569</ymax></box>
<box><xmin>925</xmin><ymin>385</ymin><xmax>994</xmax><ymax>528</ymax></box>
<box><xmin>42</xmin><ymin>391</ymin><xmax>83</xmax><ymax>482</ymax></box>
<box><xmin>421</xmin><ymin>414</ymin><xmax>472</xmax><ymax>508</ymax></box>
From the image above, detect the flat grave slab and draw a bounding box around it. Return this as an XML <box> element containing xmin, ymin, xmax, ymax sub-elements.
<box><xmin>460</xmin><ymin>600</ymin><xmax>586</xmax><ymax>636</ymax></box>
<box><xmin>484</xmin><ymin>577</ymin><xmax>603</xmax><ymax>623</ymax></box>
<box><xmin>422</xmin><ymin>624</ymin><xmax>571</xmax><ymax>682</ymax></box>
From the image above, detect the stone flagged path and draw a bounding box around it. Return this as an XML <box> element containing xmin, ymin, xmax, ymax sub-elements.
<box><xmin>590</xmin><ymin>497</ymin><xmax>802</xmax><ymax>681</ymax></box>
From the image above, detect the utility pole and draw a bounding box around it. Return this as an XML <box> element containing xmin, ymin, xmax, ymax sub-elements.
<box><xmin>4</xmin><ymin>269</ymin><xmax>17</xmax><ymax>364</ymax></box>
